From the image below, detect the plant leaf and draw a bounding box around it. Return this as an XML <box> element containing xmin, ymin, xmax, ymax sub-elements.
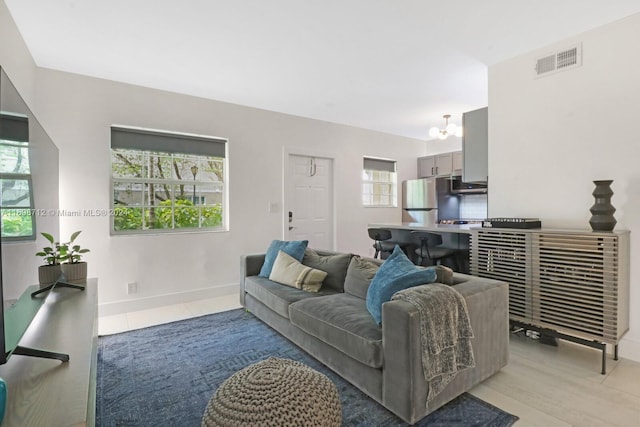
<box><xmin>41</xmin><ymin>232</ymin><xmax>55</xmax><ymax>243</ymax></box>
<box><xmin>70</xmin><ymin>231</ymin><xmax>81</xmax><ymax>242</ymax></box>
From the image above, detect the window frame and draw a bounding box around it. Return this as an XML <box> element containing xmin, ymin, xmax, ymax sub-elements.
<box><xmin>0</xmin><ymin>134</ymin><xmax>36</xmax><ymax>241</ymax></box>
<box><xmin>110</xmin><ymin>126</ymin><xmax>228</xmax><ymax>235</ymax></box>
<box><xmin>362</xmin><ymin>157</ymin><xmax>398</xmax><ymax>208</ymax></box>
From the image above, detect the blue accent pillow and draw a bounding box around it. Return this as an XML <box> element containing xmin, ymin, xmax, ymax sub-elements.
<box><xmin>259</xmin><ymin>240</ymin><xmax>309</xmax><ymax>277</ymax></box>
<box><xmin>366</xmin><ymin>245</ymin><xmax>437</xmax><ymax>324</ymax></box>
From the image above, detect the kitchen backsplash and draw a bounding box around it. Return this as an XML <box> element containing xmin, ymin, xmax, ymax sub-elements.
<box><xmin>459</xmin><ymin>194</ymin><xmax>488</xmax><ymax>219</ymax></box>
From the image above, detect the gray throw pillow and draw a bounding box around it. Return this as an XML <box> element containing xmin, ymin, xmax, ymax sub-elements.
<box><xmin>344</xmin><ymin>256</ymin><xmax>381</xmax><ymax>299</ymax></box>
<box><xmin>301</xmin><ymin>249</ymin><xmax>352</xmax><ymax>292</ymax></box>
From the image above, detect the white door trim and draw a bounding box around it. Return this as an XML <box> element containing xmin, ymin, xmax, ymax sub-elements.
<box><xmin>282</xmin><ymin>146</ymin><xmax>338</xmax><ymax>250</ymax></box>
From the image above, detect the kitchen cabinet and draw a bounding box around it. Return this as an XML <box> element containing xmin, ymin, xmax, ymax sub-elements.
<box><xmin>417</xmin><ymin>156</ymin><xmax>435</xmax><ymax>178</ymax></box>
<box><xmin>417</xmin><ymin>152</ymin><xmax>456</xmax><ymax>178</ymax></box>
<box><xmin>452</xmin><ymin>151</ymin><xmax>463</xmax><ymax>174</ymax></box>
<box><xmin>462</xmin><ymin>107</ymin><xmax>488</xmax><ymax>183</ymax></box>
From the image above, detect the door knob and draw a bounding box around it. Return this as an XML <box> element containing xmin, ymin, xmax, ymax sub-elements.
<box><xmin>288</xmin><ymin>211</ymin><xmax>294</xmax><ymax>230</ymax></box>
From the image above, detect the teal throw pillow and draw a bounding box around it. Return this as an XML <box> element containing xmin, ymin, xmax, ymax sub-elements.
<box><xmin>366</xmin><ymin>245</ymin><xmax>437</xmax><ymax>324</ymax></box>
<box><xmin>259</xmin><ymin>240</ymin><xmax>309</xmax><ymax>277</ymax></box>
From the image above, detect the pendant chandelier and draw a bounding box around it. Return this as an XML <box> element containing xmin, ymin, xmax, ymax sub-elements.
<box><xmin>428</xmin><ymin>114</ymin><xmax>462</xmax><ymax>140</ymax></box>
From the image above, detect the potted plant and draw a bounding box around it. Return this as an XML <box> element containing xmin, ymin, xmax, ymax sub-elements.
<box><xmin>35</xmin><ymin>232</ymin><xmax>63</xmax><ymax>287</ymax></box>
<box><xmin>60</xmin><ymin>231</ymin><xmax>90</xmax><ymax>283</ymax></box>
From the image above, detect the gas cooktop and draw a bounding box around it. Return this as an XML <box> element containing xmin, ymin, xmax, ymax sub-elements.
<box><xmin>438</xmin><ymin>219</ymin><xmax>483</xmax><ymax>225</ymax></box>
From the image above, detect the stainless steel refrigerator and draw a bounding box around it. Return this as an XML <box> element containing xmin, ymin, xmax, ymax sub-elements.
<box><xmin>402</xmin><ymin>178</ymin><xmax>437</xmax><ymax>224</ymax></box>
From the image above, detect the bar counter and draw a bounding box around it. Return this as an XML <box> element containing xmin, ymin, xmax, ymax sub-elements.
<box><xmin>367</xmin><ymin>222</ymin><xmax>474</xmax><ymax>272</ymax></box>
<box><xmin>368</xmin><ymin>222</ymin><xmax>478</xmax><ymax>234</ymax></box>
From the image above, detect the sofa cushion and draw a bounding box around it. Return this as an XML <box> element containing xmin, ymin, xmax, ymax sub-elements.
<box><xmin>366</xmin><ymin>246</ymin><xmax>437</xmax><ymax>324</ymax></box>
<box><xmin>245</xmin><ymin>276</ymin><xmax>338</xmax><ymax>319</ymax></box>
<box><xmin>270</xmin><ymin>251</ymin><xmax>327</xmax><ymax>292</ymax></box>
<box><xmin>344</xmin><ymin>256</ymin><xmax>381</xmax><ymax>299</ymax></box>
<box><xmin>302</xmin><ymin>249</ymin><xmax>352</xmax><ymax>292</ymax></box>
<box><xmin>289</xmin><ymin>294</ymin><xmax>383</xmax><ymax>368</ymax></box>
<box><xmin>259</xmin><ymin>240</ymin><xmax>309</xmax><ymax>278</ymax></box>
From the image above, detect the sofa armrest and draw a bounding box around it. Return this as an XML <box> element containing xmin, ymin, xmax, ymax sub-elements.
<box><xmin>381</xmin><ymin>276</ymin><xmax>509</xmax><ymax>424</ymax></box>
<box><xmin>240</xmin><ymin>253</ymin><xmax>266</xmax><ymax>306</ymax></box>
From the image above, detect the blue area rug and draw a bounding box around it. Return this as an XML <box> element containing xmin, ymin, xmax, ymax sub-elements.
<box><xmin>97</xmin><ymin>308</ymin><xmax>517</xmax><ymax>426</ymax></box>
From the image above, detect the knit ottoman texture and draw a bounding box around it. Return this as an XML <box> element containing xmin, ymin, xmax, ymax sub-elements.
<box><xmin>202</xmin><ymin>357</ymin><xmax>342</xmax><ymax>426</ymax></box>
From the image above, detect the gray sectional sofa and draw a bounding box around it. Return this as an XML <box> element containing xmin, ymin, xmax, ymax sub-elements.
<box><xmin>240</xmin><ymin>249</ymin><xmax>509</xmax><ymax>425</ymax></box>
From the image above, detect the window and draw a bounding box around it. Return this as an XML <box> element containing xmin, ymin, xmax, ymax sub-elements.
<box><xmin>0</xmin><ymin>113</ymin><xmax>35</xmax><ymax>240</ymax></box>
<box><xmin>110</xmin><ymin>126</ymin><xmax>227</xmax><ymax>234</ymax></box>
<box><xmin>362</xmin><ymin>157</ymin><xmax>397</xmax><ymax>207</ymax></box>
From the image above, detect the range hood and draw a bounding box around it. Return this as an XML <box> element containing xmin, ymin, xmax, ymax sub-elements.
<box><xmin>450</xmin><ymin>176</ymin><xmax>488</xmax><ymax>194</ymax></box>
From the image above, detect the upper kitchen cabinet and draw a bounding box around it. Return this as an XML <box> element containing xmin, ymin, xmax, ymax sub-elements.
<box><xmin>453</xmin><ymin>151</ymin><xmax>463</xmax><ymax>175</ymax></box>
<box><xmin>462</xmin><ymin>107</ymin><xmax>488</xmax><ymax>183</ymax></box>
<box><xmin>417</xmin><ymin>155</ymin><xmax>435</xmax><ymax>178</ymax></box>
<box><xmin>417</xmin><ymin>152</ymin><xmax>455</xmax><ymax>178</ymax></box>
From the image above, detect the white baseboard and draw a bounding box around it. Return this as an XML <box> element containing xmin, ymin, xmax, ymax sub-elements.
<box><xmin>98</xmin><ymin>283</ymin><xmax>238</xmax><ymax>317</ymax></box>
<box><xmin>619</xmin><ymin>336</ymin><xmax>640</xmax><ymax>363</ymax></box>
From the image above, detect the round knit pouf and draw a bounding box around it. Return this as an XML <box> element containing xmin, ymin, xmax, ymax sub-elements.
<box><xmin>202</xmin><ymin>357</ymin><xmax>342</xmax><ymax>427</ymax></box>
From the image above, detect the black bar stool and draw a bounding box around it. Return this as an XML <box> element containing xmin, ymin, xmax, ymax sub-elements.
<box><xmin>410</xmin><ymin>231</ymin><xmax>458</xmax><ymax>270</ymax></box>
<box><xmin>367</xmin><ymin>228</ymin><xmax>394</xmax><ymax>259</ymax></box>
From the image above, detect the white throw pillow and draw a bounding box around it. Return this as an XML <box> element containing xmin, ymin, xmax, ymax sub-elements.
<box><xmin>269</xmin><ymin>250</ymin><xmax>327</xmax><ymax>292</ymax></box>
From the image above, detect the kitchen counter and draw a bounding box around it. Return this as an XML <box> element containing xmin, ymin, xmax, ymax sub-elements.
<box><xmin>368</xmin><ymin>222</ymin><xmax>479</xmax><ymax>234</ymax></box>
<box><xmin>368</xmin><ymin>222</ymin><xmax>474</xmax><ymax>273</ymax></box>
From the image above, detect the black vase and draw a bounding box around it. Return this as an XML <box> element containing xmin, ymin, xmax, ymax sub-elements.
<box><xmin>589</xmin><ymin>180</ymin><xmax>616</xmax><ymax>231</ymax></box>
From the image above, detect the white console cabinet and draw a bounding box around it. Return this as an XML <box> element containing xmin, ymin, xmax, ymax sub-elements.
<box><xmin>470</xmin><ymin>229</ymin><xmax>629</xmax><ymax>373</ymax></box>
<box><xmin>0</xmin><ymin>279</ymin><xmax>98</xmax><ymax>426</ymax></box>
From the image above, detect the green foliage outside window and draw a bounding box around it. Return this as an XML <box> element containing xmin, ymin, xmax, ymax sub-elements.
<box><xmin>1</xmin><ymin>140</ymin><xmax>35</xmax><ymax>239</ymax></box>
<box><xmin>1</xmin><ymin>209</ymin><xmax>34</xmax><ymax>237</ymax></box>
<box><xmin>111</xmin><ymin>148</ymin><xmax>225</xmax><ymax>233</ymax></box>
<box><xmin>114</xmin><ymin>200</ymin><xmax>222</xmax><ymax>231</ymax></box>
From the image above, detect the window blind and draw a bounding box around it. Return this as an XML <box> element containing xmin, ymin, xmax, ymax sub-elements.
<box><xmin>0</xmin><ymin>113</ymin><xmax>29</xmax><ymax>142</ymax></box>
<box><xmin>111</xmin><ymin>126</ymin><xmax>226</xmax><ymax>158</ymax></box>
<box><xmin>363</xmin><ymin>157</ymin><xmax>396</xmax><ymax>172</ymax></box>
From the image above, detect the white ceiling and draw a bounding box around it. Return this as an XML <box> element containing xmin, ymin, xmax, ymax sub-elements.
<box><xmin>5</xmin><ymin>0</ymin><xmax>640</xmax><ymax>140</ymax></box>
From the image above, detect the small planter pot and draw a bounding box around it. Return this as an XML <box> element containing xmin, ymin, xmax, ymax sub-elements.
<box><xmin>60</xmin><ymin>262</ymin><xmax>88</xmax><ymax>284</ymax></box>
<box><xmin>38</xmin><ymin>264</ymin><xmax>62</xmax><ymax>288</ymax></box>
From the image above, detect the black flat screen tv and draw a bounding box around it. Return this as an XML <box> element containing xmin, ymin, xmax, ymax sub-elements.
<box><xmin>0</xmin><ymin>66</ymin><xmax>61</xmax><ymax>365</ymax></box>
<box><xmin>0</xmin><ymin>241</ymin><xmax>4</xmax><ymax>365</ymax></box>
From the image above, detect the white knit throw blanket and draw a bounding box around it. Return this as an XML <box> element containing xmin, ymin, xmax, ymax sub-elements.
<box><xmin>391</xmin><ymin>283</ymin><xmax>475</xmax><ymax>406</ymax></box>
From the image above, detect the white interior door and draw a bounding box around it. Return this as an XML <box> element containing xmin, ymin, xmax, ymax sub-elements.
<box><xmin>286</xmin><ymin>154</ymin><xmax>334</xmax><ymax>251</ymax></box>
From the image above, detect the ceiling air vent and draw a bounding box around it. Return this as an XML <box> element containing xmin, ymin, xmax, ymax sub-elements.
<box><xmin>534</xmin><ymin>43</ymin><xmax>582</xmax><ymax>77</ymax></box>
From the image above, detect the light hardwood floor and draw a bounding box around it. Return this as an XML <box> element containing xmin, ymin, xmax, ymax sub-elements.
<box><xmin>99</xmin><ymin>296</ymin><xmax>640</xmax><ymax>426</ymax></box>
